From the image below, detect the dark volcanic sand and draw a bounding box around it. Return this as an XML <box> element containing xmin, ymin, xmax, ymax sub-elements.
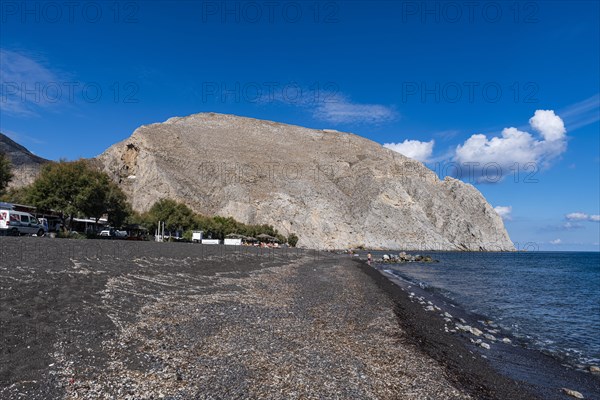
<box><xmin>0</xmin><ymin>238</ymin><xmax>595</xmax><ymax>399</ymax></box>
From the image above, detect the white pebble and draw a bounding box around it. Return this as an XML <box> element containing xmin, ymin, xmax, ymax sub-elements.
<box><xmin>470</xmin><ymin>327</ymin><xmax>483</xmax><ymax>337</ymax></box>
<box><xmin>562</xmin><ymin>388</ymin><xmax>584</xmax><ymax>399</ymax></box>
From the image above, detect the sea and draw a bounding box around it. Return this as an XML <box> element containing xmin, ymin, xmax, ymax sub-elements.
<box><xmin>374</xmin><ymin>251</ymin><xmax>600</xmax><ymax>368</ymax></box>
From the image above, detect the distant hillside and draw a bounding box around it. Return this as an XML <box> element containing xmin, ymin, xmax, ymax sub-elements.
<box><xmin>97</xmin><ymin>113</ymin><xmax>515</xmax><ymax>251</ymax></box>
<box><xmin>0</xmin><ymin>133</ymin><xmax>50</xmax><ymax>188</ymax></box>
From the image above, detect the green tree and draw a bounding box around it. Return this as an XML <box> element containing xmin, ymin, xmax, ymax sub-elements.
<box><xmin>193</xmin><ymin>214</ymin><xmax>220</xmax><ymax>239</ymax></box>
<box><xmin>105</xmin><ymin>181</ymin><xmax>131</xmax><ymax>227</ymax></box>
<box><xmin>0</xmin><ymin>153</ymin><xmax>13</xmax><ymax>196</ymax></box>
<box><xmin>139</xmin><ymin>198</ymin><xmax>292</xmax><ymax>243</ymax></box>
<box><xmin>144</xmin><ymin>199</ymin><xmax>195</xmax><ymax>233</ymax></box>
<box><xmin>125</xmin><ymin>209</ymin><xmax>144</xmax><ymax>225</ymax></box>
<box><xmin>287</xmin><ymin>233</ymin><xmax>299</xmax><ymax>247</ymax></box>
<box><xmin>0</xmin><ymin>185</ymin><xmax>30</xmax><ymax>204</ymax></box>
<box><xmin>27</xmin><ymin>160</ymin><xmax>130</xmax><ymax>230</ymax></box>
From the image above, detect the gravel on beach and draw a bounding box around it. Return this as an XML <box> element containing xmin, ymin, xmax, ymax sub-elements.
<box><xmin>0</xmin><ymin>238</ymin><xmax>475</xmax><ymax>399</ymax></box>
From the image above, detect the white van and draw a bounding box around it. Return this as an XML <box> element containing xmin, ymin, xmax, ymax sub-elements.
<box><xmin>0</xmin><ymin>210</ymin><xmax>46</xmax><ymax>236</ymax></box>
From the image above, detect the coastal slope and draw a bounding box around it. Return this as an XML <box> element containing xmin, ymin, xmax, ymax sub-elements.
<box><xmin>97</xmin><ymin>113</ymin><xmax>514</xmax><ymax>250</ymax></box>
<box><xmin>0</xmin><ymin>133</ymin><xmax>49</xmax><ymax>188</ymax></box>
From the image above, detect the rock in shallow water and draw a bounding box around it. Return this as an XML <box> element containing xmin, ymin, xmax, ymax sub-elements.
<box><xmin>470</xmin><ymin>327</ymin><xmax>483</xmax><ymax>337</ymax></box>
<box><xmin>483</xmin><ymin>333</ymin><xmax>496</xmax><ymax>341</ymax></box>
<box><xmin>562</xmin><ymin>388</ymin><xmax>584</xmax><ymax>398</ymax></box>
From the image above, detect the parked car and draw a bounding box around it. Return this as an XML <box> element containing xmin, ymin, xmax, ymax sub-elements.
<box><xmin>0</xmin><ymin>210</ymin><xmax>46</xmax><ymax>236</ymax></box>
<box><xmin>99</xmin><ymin>228</ymin><xmax>128</xmax><ymax>238</ymax></box>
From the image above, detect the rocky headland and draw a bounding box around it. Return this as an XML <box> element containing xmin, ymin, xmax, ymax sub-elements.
<box><xmin>96</xmin><ymin>113</ymin><xmax>514</xmax><ymax>251</ymax></box>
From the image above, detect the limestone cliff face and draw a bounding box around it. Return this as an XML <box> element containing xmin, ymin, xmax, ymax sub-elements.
<box><xmin>0</xmin><ymin>133</ymin><xmax>49</xmax><ymax>188</ymax></box>
<box><xmin>97</xmin><ymin>113</ymin><xmax>514</xmax><ymax>250</ymax></box>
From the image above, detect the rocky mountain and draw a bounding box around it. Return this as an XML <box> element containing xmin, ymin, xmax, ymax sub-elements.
<box><xmin>97</xmin><ymin>113</ymin><xmax>514</xmax><ymax>250</ymax></box>
<box><xmin>0</xmin><ymin>133</ymin><xmax>49</xmax><ymax>188</ymax></box>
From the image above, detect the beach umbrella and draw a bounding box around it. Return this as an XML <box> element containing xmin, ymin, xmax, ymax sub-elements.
<box><xmin>256</xmin><ymin>233</ymin><xmax>277</xmax><ymax>242</ymax></box>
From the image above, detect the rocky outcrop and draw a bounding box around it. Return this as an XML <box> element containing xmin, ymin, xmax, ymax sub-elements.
<box><xmin>379</xmin><ymin>253</ymin><xmax>437</xmax><ymax>263</ymax></box>
<box><xmin>97</xmin><ymin>113</ymin><xmax>514</xmax><ymax>250</ymax></box>
<box><xmin>0</xmin><ymin>133</ymin><xmax>49</xmax><ymax>188</ymax></box>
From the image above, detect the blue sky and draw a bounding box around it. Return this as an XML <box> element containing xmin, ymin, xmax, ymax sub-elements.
<box><xmin>1</xmin><ymin>1</ymin><xmax>599</xmax><ymax>250</ymax></box>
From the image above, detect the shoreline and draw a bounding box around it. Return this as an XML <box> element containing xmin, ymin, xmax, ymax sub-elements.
<box><xmin>379</xmin><ymin>265</ymin><xmax>599</xmax><ymax>370</ymax></box>
<box><xmin>356</xmin><ymin>260</ymin><xmax>600</xmax><ymax>400</ymax></box>
<box><xmin>357</xmin><ymin>249</ymin><xmax>600</xmax><ymax>370</ymax></box>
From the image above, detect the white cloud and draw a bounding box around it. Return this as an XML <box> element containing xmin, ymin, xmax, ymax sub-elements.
<box><xmin>0</xmin><ymin>49</ymin><xmax>62</xmax><ymax>116</ymax></box>
<box><xmin>453</xmin><ymin>110</ymin><xmax>567</xmax><ymax>183</ymax></box>
<box><xmin>0</xmin><ymin>129</ymin><xmax>45</xmax><ymax>146</ymax></box>
<box><xmin>494</xmin><ymin>206</ymin><xmax>512</xmax><ymax>220</ymax></box>
<box><xmin>384</xmin><ymin>139</ymin><xmax>435</xmax><ymax>162</ymax></box>
<box><xmin>559</xmin><ymin>94</ymin><xmax>600</xmax><ymax>131</ymax></box>
<box><xmin>543</xmin><ymin>221</ymin><xmax>584</xmax><ymax>231</ymax></box>
<box><xmin>566</xmin><ymin>212</ymin><xmax>590</xmax><ymax>221</ymax></box>
<box><xmin>566</xmin><ymin>212</ymin><xmax>600</xmax><ymax>222</ymax></box>
<box><xmin>529</xmin><ymin>109</ymin><xmax>566</xmax><ymax>141</ymax></box>
<box><xmin>314</xmin><ymin>96</ymin><xmax>397</xmax><ymax>124</ymax></box>
<box><xmin>562</xmin><ymin>221</ymin><xmax>584</xmax><ymax>230</ymax></box>
<box><xmin>550</xmin><ymin>239</ymin><xmax>562</xmax><ymax>245</ymax></box>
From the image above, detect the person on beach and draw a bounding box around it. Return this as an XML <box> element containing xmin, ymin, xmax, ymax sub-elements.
<box><xmin>367</xmin><ymin>253</ymin><xmax>372</xmax><ymax>265</ymax></box>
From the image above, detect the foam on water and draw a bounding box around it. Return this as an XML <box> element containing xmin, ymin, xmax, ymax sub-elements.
<box><xmin>375</xmin><ymin>251</ymin><xmax>600</xmax><ymax>367</ymax></box>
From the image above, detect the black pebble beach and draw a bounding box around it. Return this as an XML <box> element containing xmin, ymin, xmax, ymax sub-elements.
<box><xmin>1</xmin><ymin>238</ymin><xmax>598</xmax><ymax>399</ymax></box>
